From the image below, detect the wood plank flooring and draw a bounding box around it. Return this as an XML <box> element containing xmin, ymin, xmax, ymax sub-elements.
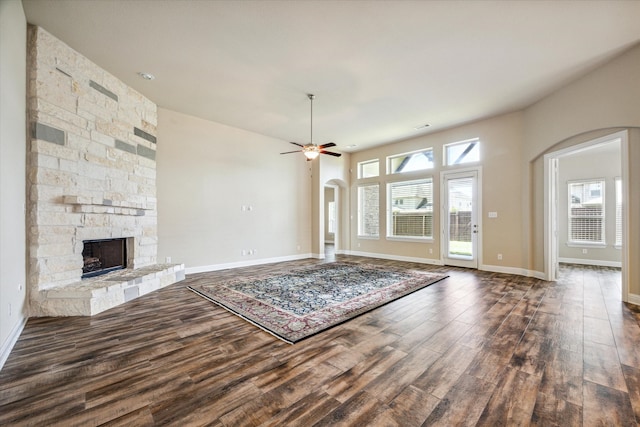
<box><xmin>1</xmin><ymin>256</ymin><xmax>639</xmax><ymax>426</ymax></box>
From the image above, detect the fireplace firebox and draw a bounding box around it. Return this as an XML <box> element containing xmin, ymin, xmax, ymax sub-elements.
<box><xmin>82</xmin><ymin>238</ymin><xmax>127</xmax><ymax>279</ymax></box>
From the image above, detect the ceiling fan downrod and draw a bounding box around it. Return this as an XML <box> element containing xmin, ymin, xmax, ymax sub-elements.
<box><xmin>308</xmin><ymin>93</ymin><xmax>314</xmax><ymax>145</ymax></box>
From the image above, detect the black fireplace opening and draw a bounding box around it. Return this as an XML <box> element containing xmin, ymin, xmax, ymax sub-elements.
<box><xmin>82</xmin><ymin>238</ymin><xmax>127</xmax><ymax>279</ymax></box>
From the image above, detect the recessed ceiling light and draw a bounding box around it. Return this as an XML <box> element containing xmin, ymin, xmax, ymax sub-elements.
<box><xmin>138</xmin><ymin>72</ymin><xmax>155</xmax><ymax>81</ymax></box>
<box><xmin>414</xmin><ymin>124</ymin><xmax>430</xmax><ymax>130</ymax></box>
<box><xmin>346</xmin><ymin>144</ymin><xmax>357</xmax><ymax>148</ymax></box>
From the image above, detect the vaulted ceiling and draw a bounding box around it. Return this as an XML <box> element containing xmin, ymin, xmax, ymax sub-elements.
<box><xmin>22</xmin><ymin>0</ymin><xmax>640</xmax><ymax>152</ymax></box>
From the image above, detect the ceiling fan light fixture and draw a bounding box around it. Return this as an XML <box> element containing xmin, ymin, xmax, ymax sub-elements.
<box><xmin>303</xmin><ymin>146</ymin><xmax>320</xmax><ymax>160</ymax></box>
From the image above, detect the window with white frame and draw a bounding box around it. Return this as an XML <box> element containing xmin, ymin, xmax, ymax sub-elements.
<box><xmin>568</xmin><ymin>179</ymin><xmax>605</xmax><ymax>245</ymax></box>
<box><xmin>328</xmin><ymin>201</ymin><xmax>336</xmax><ymax>234</ymax></box>
<box><xmin>387</xmin><ymin>149</ymin><xmax>434</xmax><ymax>174</ymax></box>
<box><xmin>358</xmin><ymin>184</ymin><xmax>379</xmax><ymax>237</ymax></box>
<box><xmin>445</xmin><ymin>138</ymin><xmax>480</xmax><ymax>166</ymax></box>
<box><xmin>358</xmin><ymin>159</ymin><xmax>379</xmax><ymax>179</ymax></box>
<box><xmin>615</xmin><ymin>177</ymin><xmax>622</xmax><ymax>247</ymax></box>
<box><xmin>388</xmin><ymin>178</ymin><xmax>433</xmax><ymax>239</ymax></box>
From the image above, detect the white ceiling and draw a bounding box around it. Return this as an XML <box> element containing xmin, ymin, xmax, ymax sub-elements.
<box><xmin>21</xmin><ymin>0</ymin><xmax>640</xmax><ymax>153</ymax></box>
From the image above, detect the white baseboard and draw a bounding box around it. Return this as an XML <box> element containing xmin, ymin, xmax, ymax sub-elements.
<box><xmin>0</xmin><ymin>315</ymin><xmax>27</xmax><ymax>372</ymax></box>
<box><xmin>558</xmin><ymin>257</ymin><xmax>622</xmax><ymax>268</ymax></box>
<box><xmin>627</xmin><ymin>294</ymin><xmax>640</xmax><ymax>306</ymax></box>
<box><xmin>627</xmin><ymin>293</ymin><xmax>640</xmax><ymax>306</ymax></box>
<box><xmin>185</xmin><ymin>253</ymin><xmax>313</xmax><ymax>274</ymax></box>
<box><xmin>186</xmin><ymin>251</ymin><xmax>547</xmax><ymax>281</ymax></box>
<box><xmin>344</xmin><ymin>250</ymin><xmax>444</xmax><ymax>266</ymax></box>
<box><xmin>480</xmin><ymin>264</ymin><xmax>546</xmax><ymax>280</ymax></box>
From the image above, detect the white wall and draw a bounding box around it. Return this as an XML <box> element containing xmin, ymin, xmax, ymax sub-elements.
<box><xmin>0</xmin><ymin>0</ymin><xmax>27</xmax><ymax>368</ymax></box>
<box><xmin>156</xmin><ymin>108</ymin><xmax>312</xmax><ymax>272</ymax></box>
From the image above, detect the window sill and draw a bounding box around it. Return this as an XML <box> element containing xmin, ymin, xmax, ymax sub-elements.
<box><xmin>357</xmin><ymin>235</ymin><xmax>379</xmax><ymax>240</ymax></box>
<box><xmin>386</xmin><ymin>236</ymin><xmax>433</xmax><ymax>243</ymax></box>
<box><xmin>566</xmin><ymin>242</ymin><xmax>607</xmax><ymax>249</ymax></box>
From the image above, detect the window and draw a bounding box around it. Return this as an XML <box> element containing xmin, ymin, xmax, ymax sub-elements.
<box><xmin>568</xmin><ymin>180</ymin><xmax>605</xmax><ymax>245</ymax></box>
<box><xmin>388</xmin><ymin>178</ymin><xmax>433</xmax><ymax>239</ymax></box>
<box><xmin>328</xmin><ymin>201</ymin><xmax>336</xmax><ymax>234</ymax></box>
<box><xmin>358</xmin><ymin>184</ymin><xmax>379</xmax><ymax>237</ymax></box>
<box><xmin>358</xmin><ymin>159</ymin><xmax>379</xmax><ymax>179</ymax></box>
<box><xmin>615</xmin><ymin>177</ymin><xmax>622</xmax><ymax>247</ymax></box>
<box><xmin>388</xmin><ymin>149</ymin><xmax>434</xmax><ymax>174</ymax></box>
<box><xmin>445</xmin><ymin>138</ymin><xmax>480</xmax><ymax>166</ymax></box>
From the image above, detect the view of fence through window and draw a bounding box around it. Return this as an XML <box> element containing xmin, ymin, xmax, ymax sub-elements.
<box><xmin>448</xmin><ymin>177</ymin><xmax>473</xmax><ymax>256</ymax></box>
<box><xmin>389</xmin><ymin>179</ymin><xmax>433</xmax><ymax>238</ymax></box>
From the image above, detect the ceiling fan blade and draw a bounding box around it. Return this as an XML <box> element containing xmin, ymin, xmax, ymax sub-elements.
<box><xmin>320</xmin><ymin>150</ymin><xmax>342</xmax><ymax>157</ymax></box>
<box><xmin>289</xmin><ymin>142</ymin><xmax>305</xmax><ymax>147</ymax></box>
<box><xmin>318</xmin><ymin>142</ymin><xmax>336</xmax><ymax>149</ymax></box>
<box><xmin>280</xmin><ymin>150</ymin><xmax>302</xmax><ymax>154</ymax></box>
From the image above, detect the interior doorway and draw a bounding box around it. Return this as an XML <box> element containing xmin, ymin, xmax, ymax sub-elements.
<box><xmin>544</xmin><ymin>130</ymin><xmax>628</xmax><ymax>301</ymax></box>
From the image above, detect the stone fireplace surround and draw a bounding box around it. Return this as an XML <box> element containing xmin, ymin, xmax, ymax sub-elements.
<box><xmin>27</xmin><ymin>26</ymin><xmax>184</xmax><ymax>316</ymax></box>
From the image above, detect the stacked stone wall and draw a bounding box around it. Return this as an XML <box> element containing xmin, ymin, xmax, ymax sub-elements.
<box><xmin>27</xmin><ymin>26</ymin><xmax>158</xmax><ymax>295</ymax></box>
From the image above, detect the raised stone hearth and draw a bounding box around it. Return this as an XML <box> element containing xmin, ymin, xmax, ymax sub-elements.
<box><xmin>32</xmin><ymin>264</ymin><xmax>185</xmax><ymax>317</ymax></box>
<box><xmin>27</xmin><ymin>26</ymin><xmax>184</xmax><ymax>316</ymax></box>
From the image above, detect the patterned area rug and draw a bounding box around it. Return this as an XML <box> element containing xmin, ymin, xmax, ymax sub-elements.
<box><xmin>188</xmin><ymin>262</ymin><xmax>448</xmax><ymax>343</ymax></box>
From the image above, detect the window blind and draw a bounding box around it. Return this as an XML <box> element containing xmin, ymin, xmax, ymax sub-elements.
<box><xmin>388</xmin><ymin>179</ymin><xmax>433</xmax><ymax>238</ymax></box>
<box><xmin>568</xmin><ymin>180</ymin><xmax>605</xmax><ymax>244</ymax></box>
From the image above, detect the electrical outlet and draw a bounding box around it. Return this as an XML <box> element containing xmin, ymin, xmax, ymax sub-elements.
<box><xmin>429</xmin><ymin>248</ymin><xmax>433</xmax><ymax>254</ymax></box>
<box><xmin>241</xmin><ymin>249</ymin><xmax>247</xmax><ymax>256</ymax></box>
<box><xmin>165</xmin><ymin>256</ymin><xmax>171</xmax><ymax>263</ymax></box>
<box><xmin>497</xmin><ymin>254</ymin><xmax>503</xmax><ymax>260</ymax></box>
<box><xmin>582</xmin><ymin>249</ymin><xmax>588</xmax><ymax>254</ymax></box>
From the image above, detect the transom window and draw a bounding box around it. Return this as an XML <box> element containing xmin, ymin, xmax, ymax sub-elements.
<box><xmin>445</xmin><ymin>138</ymin><xmax>480</xmax><ymax>166</ymax></box>
<box><xmin>387</xmin><ymin>149</ymin><xmax>434</xmax><ymax>174</ymax></box>
<box><xmin>358</xmin><ymin>184</ymin><xmax>379</xmax><ymax>237</ymax></box>
<box><xmin>387</xmin><ymin>178</ymin><xmax>433</xmax><ymax>239</ymax></box>
<box><xmin>568</xmin><ymin>179</ymin><xmax>605</xmax><ymax>245</ymax></box>
<box><xmin>358</xmin><ymin>159</ymin><xmax>379</xmax><ymax>179</ymax></box>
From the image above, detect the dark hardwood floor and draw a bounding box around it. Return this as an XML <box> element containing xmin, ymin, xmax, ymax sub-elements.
<box><xmin>1</xmin><ymin>256</ymin><xmax>639</xmax><ymax>426</ymax></box>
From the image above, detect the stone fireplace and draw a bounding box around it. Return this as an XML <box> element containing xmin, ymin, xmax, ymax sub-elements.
<box><xmin>82</xmin><ymin>238</ymin><xmax>128</xmax><ymax>278</ymax></box>
<box><xmin>27</xmin><ymin>26</ymin><xmax>184</xmax><ymax>316</ymax></box>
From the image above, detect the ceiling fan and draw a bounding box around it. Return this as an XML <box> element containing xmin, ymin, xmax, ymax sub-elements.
<box><xmin>280</xmin><ymin>94</ymin><xmax>342</xmax><ymax>161</ymax></box>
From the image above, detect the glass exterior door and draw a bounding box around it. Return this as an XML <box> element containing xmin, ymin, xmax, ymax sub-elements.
<box><xmin>443</xmin><ymin>171</ymin><xmax>478</xmax><ymax>268</ymax></box>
